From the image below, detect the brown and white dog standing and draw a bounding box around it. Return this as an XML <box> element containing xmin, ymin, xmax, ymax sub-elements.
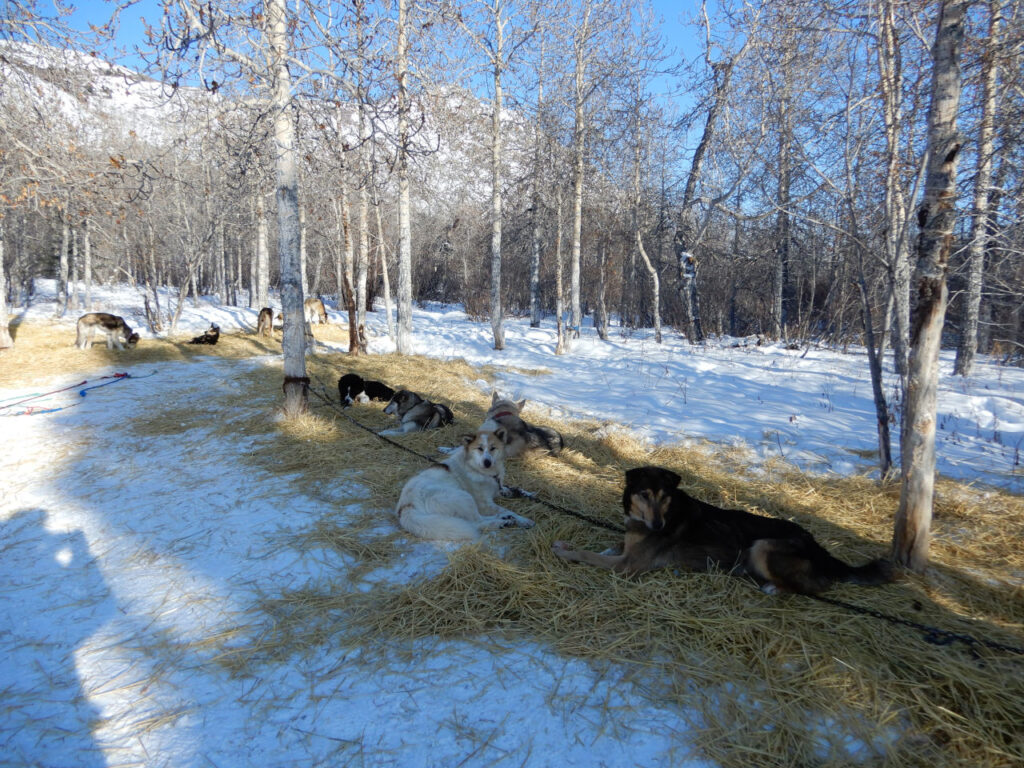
<box><xmin>380</xmin><ymin>390</ymin><xmax>454</xmax><ymax>435</ymax></box>
<box><xmin>553</xmin><ymin>466</ymin><xmax>893</xmax><ymax>595</ymax></box>
<box><xmin>482</xmin><ymin>393</ymin><xmax>564</xmax><ymax>458</ymax></box>
<box><xmin>257</xmin><ymin>307</ymin><xmax>274</xmax><ymax>337</ymax></box>
<box><xmin>304</xmin><ymin>297</ymin><xmax>327</xmax><ymax>324</ymax></box>
<box><xmin>396</xmin><ymin>427</ymin><xmax>534</xmax><ymax>540</ymax></box>
<box><xmin>75</xmin><ymin>313</ymin><xmax>140</xmax><ymax>350</ymax></box>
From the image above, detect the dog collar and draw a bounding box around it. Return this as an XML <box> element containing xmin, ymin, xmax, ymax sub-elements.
<box><xmin>491</xmin><ymin>410</ymin><xmax>515</xmax><ymax>419</ymax></box>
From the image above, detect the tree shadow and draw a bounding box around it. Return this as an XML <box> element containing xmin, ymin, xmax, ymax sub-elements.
<box><xmin>0</xmin><ymin>508</ymin><xmax>111</xmax><ymax>766</ymax></box>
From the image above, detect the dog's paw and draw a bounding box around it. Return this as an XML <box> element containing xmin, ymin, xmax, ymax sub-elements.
<box><xmin>551</xmin><ymin>540</ymin><xmax>571</xmax><ymax>554</ymax></box>
<box><xmin>760</xmin><ymin>583</ymin><xmax>781</xmax><ymax>595</ymax></box>
<box><xmin>437</xmin><ymin>445</ymin><xmax>457</xmax><ymax>455</ymax></box>
<box><xmin>499</xmin><ymin>513</ymin><xmax>534</xmax><ymax>529</ymax></box>
<box><xmin>501</xmin><ymin>486</ymin><xmax>535</xmax><ymax>499</ymax></box>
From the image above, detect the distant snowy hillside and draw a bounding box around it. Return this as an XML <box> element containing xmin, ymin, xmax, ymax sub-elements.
<box><xmin>0</xmin><ymin>41</ymin><xmax>200</xmax><ymax>143</ymax></box>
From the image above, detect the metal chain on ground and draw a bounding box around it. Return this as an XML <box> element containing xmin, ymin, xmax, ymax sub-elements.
<box><xmin>805</xmin><ymin>592</ymin><xmax>1024</xmax><ymax>657</ymax></box>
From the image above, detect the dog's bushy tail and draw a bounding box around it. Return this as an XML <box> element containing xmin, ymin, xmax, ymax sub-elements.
<box><xmin>838</xmin><ymin>557</ymin><xmax>895</xmax><ymax>586</ymax></box>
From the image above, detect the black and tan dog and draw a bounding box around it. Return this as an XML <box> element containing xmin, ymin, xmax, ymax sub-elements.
<box><xmin>188</xmin><ymin>324</ymin><xmax>220</xmax><ymax>345</ymax></box>
<box><xmin>552</xmin><ymin>466</ymin><xmax>893</xmax><ymax>595</ymax></box>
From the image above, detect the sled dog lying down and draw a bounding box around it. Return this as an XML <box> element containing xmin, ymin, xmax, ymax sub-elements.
<box><xmin>380</xmin><ymin>389</ymin><xmax>454</xmax><ymax>435</ymax></box>
<box><xmin>553</xmin><ymin>466</ymin><xmax>894</xmax><ymax>595</ymax></box>
<box><xmin>396</xmin><ymin>426</ymin><xmax>534</xmax><ymax>540</ymax></box>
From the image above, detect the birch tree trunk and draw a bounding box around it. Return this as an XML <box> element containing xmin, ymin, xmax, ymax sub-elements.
<box><xmin>569</xmin><ymin>37</ymin><xmax>585</xmax><ymax>343</ymax></box>
<box><xmin>82</xmin><ymin>218</ymin><xmax>93</xmax><ymax>311</ymax></box>
<box><xmin>488</xmin><ymin>19</ymin><xmax>506</xmax><ymax>351</ymax></box>
<box><xmin>954</xmin><ymin>0</ymin><xmax>1001</xmax><ymax>376</ymax></box>
<box><xmin>256</xmin><ymin>194</ymin><xmax>270</xmax><ymax>310</ymax></box>
<box><xmin>857</xmin><ymin>262</ymin><xmax>893</xmax><ymax>478</ymax></box>
<box><xmin>554</xmin><ymin>190</ymin><xmax>566</xmax><ymax>356</ymax></box>
<box><xmin>894</xmin><ymin>0</ymin><xmax>966</xmax><ymax>572</ymax></box>
<box><xmin>395</xmin><ymin>0</ymin><xmax>413</xmax><ymax>354</ymax></box>
<box><xmin>339</xmin><ymin>180</ymin><xmax>361</xmax><ymax>354</ymax></box>
<box><xmin>631</xmin><ymin>104</ymin><xmax>661</xmax><ymax>343</ymax></box>
<box><xmin>878</xmin><ymin>0</ymin><xmax>913</xmax><ymax>385</ymax></box>
<box><xmin>355</xmin><ymin>0</ymin><xmax>371</xmax><ymax>330</ymax></box>
<box><xmin>299</xmin><ymin>202</ymin><xmax>308</xmax><ymax>298</ymax></box>
<box><xmin>637</xmin><ymin>232</ymin><xmax>662</xmax><ymax>344</ymax></box>
<box><xmin>0</xmin><ymin>221</ymin><xmax>12</xmax><ymax>349</ymax></box>
<box><xmin>375</xmin><ymin>189</ymin><xmax>396</xmax><ymax>341</ymax></box>
<box><xmin>56</xmin><ymin>209</ymin><xmax>69</xmax><ymax>317</ymax></box>
<box><xmin>70</xmin><ymin>227</ymin><xmax>79</xmax><ymax>310</ymax></box>
<box><xmin>269</xmin><ymin>0</ymin><xmax>308</xmax><ymax>417</ymax></box>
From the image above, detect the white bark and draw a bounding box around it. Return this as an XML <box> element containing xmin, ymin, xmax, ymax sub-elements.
<box><xmin>83</xmin><ymin>218</ymin><xmax>93</xmax><ymax>311</ymax></box>
<box><xmin>395</xmin><ymin>0</ymin><xmax>413</xmax><ymax>354</ymax></box>
<box><xmin>256</xmin><ymin>194</ymin><xmax>269</xmax><ymax>310</ymax></box>
<box><xmin>877</xmin><ymin>0</ymin><xmax>913</xmax><ymax>384</ymax></box>
<box><xmin>894</xmin><ymin>0</ymin><xmax>966</xmax><ymax>572</ymax></box>
<box><xmin>268</xmin><ymin>0</ymin><xmax>308</xmax><ymax>416</ymax></box>
<box><xmin>954</xmin><ymin>0</ymin><xmax>1001</xmax><ymax>376</ymax></box>
<box><xmin>0</xmin><ymin>222</ymin><xmax>12</xmax><ymax>349</ymax></box>
<box><xmin>489</xmin><ymin>20</ymin><xmax>505</xmax><ymax>351</ymax></box>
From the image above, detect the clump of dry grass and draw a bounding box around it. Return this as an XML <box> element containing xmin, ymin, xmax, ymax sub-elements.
<box><xmin>7</xmin><ymin>320</ymin><xmax>1024</xmax><ymax>766</ymax></box>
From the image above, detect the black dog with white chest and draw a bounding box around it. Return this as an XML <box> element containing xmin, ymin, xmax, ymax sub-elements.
<box><xmin>338</xmin><ymin>373</ymin><xmax>396</xmax><ymax>407</ymax></box>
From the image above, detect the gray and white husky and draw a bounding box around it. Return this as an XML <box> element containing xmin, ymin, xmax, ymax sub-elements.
<box><xmin>380</xmin><ymin>389</ymin><xmax>454</xmax><ymax>435</ymax></box>
<box><xmin>75</xmin><ymin>313</ymin><xmax>140</xmax><ymax>350</ymax></box>
<box><xmin>396</xmin><ymin>426</ymin><xmax>534</xmax><ymax>540</ymax></box>
<box><xmin>481</xmin><ymin>392</ymin><xmax>565</xmax><ymax>458</ymax></box>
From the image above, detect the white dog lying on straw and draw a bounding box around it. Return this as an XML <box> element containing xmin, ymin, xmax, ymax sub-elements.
<box><xmin>396</xmin><ymin>426</ymin><xmax>534</xmax><ymax>540</ymax></box>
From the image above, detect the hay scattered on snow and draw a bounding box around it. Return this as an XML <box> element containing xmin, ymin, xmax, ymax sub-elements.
<box><xmin>8</xmin><ymin>319</ymin><xmax>1024</xmax><ymax>767</ymax></box>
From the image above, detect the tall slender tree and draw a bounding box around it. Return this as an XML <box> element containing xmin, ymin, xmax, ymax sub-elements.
<box><xmin>894</xmin><ymin>0</ymin><xmax>967</xmax><ymax>572</ymax></box>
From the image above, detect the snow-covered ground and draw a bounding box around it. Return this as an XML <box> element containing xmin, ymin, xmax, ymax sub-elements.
<box><xmin>2</xmin><ymin>281</ymin><xmax>1021</xmax><ymax>767</ymax></box>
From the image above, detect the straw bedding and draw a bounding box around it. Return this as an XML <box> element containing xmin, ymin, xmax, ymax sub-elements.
<box><xmin>5</xmin><ymin>320</ymin><xmax>1024</xmax><ymax>767</ymax></box>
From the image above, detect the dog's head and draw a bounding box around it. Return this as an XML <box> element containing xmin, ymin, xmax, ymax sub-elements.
<box><xmin>209</xmin><ymin>324</ymin><xmax>220</xmax><ymax>333</ymax></box>
<box><xmin>622</xmin><ymin>466</ymin><xmax>682</xmax><ymax>532</ymax></box>
<box><xmin>126</xmin><ymin>332</ymin><xmax>140</xmax><ymax>348</ymax></box>
<box><xmin>338</xmin><ymin>373</ymin><xmax>364</xmax><ymax>403</ymax></box>
<box><xmin>487</xmin><ymin>392</ymin><xmax>526</xmax><ymax>421</ymax></box>
<box><xmin>462</xmin><ymin>427</ymin><xmax>507</xmax><ymax>475</ymax></box>
<box><xmin>384</xmin><ymin>389</ymin><xmax>421</xmax><ymax>416</ymax></box>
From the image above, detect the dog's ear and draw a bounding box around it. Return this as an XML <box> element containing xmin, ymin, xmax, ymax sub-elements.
<box><xmin>516</xmin><ymin>398</ymin><xmax>527</xmax><ymax>411</ymax></box>
<box><xmin>625</xmin><ymin>466</ymin><xmax>681</xmax><ymax>491</ymax></box>
<box><xmin>494</xmin><ymin>426</ymin><xmax>507</xmax><ymax>444</ymax></box>
<box><xmin>654</xmin><ymin>467</ymin><xmax>682</xmax><ymax>489</ymax></box>
<box><xmin>491</xmin><ymin>390</ymin><xmax>500</xmax><ymax>405</ymax></box>
<box><xmin>461</xmin><ymin>433</ymin><xmax>475</xmax><ymax>446</ymax></box>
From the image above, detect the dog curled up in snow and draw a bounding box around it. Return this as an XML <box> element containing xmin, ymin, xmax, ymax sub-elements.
<box><xmin>380</xmin><ymin>389</ymin><xmax>454</xmax><ymax>435</ymax></box>
<box><xmin>396</xmin><ymin>427</ymin><xmax>534</xmax><ymax>540</ymax></box>
<box><xmin>188</xmin><ymin>324</ymin><xmax>220</xmax><ymax>345</ymax></box>
<box><xmin>75</xmin><ymin>313</ymin><xmax>140</xmax><ymax>350</ymax></box>
<box><xmin>483</xmin><ymin>392</ymin><xmax>564</xmax><ymax>458</ymax></box>
<box><xmin>552</xmin><ymin>466</ymin><xmax>894</xmax><ymax>595</ymax></box>
<box><xmin>337</xmin><ymin>373</ymin><xmax>395</xmax><ymax>406</ymax></box>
